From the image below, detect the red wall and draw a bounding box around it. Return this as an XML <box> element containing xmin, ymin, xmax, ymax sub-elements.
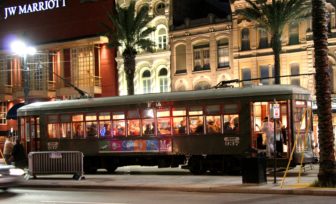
<box><xmin>0</xmin><ymin>0</ymin><xmax>114</xmax><ymax>49</ymax></box>
<box><xmin>99</xmin><ymin>44</ymin><xmax>118</xmax><ymax>97</ymax></box>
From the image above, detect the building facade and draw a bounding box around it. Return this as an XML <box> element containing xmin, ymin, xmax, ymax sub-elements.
<box><xmin>115</xmin><ymin>0</ymin><xmax>171</xmax><ymax>95</ymax></box>
<box><xmin>0</xmin><ymin>0</ymin><xmax>118</xmax><ymax>140</ymax></box>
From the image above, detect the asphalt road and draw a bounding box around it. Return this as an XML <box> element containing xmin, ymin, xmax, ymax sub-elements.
<box><xmin>0</xmin><ymin>188</ymin><xmax>335</xmax><ymax>204</ymax></box>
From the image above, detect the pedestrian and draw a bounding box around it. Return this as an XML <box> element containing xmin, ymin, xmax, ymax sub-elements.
<box><xmin>261</xmin><ymin>117</ymin><xmax>274</xmax><ymax>157</ymax></box>
<box><xmin>3</xmin><ymin>136</ymin><xmax>14</xmax><ymax>165</ymax></box>
<box><xmin>11</xmin><ymin>139</ymin><xmax>27</xmax><ymax>169</ymax></box>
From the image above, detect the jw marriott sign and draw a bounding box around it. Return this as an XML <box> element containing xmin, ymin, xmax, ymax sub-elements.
<box><xmin>3</xmin><ymin>0</ymin><xmax>66</xmax><ymax>20</ymax></box>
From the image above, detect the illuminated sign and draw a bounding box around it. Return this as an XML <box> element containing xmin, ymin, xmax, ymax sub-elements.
<box><xmin>3</xmin><ymin>0</ymin><xmax>66</xmax><ymax>20</ymax></box>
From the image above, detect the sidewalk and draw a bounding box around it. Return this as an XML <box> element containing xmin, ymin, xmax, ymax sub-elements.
<box><xmin>12</xmin><ymin>164</ymin><xmax>336</xmax><ymax>196</ymax></box>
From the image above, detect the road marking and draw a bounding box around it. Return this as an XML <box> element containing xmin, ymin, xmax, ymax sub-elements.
<box><xmin>41</xmin><ymin>201</ymin><xmax>127</xmax><ymax>204</ymax></box>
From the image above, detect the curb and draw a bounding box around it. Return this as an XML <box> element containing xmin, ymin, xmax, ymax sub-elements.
<box><xmin>17</xmin><ymin>183</ymin><xmax>336</xmax><ymax>196</ymax></box>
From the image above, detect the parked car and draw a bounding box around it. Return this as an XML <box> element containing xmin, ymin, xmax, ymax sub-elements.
<box><xmin>0</xmin><ymin>165</ymin><xmax>25</xmax><ymax>190</ymax></box>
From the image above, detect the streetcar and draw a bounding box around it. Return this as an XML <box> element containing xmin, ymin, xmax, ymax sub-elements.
<box><xmin>17</xmin><ymin>85</ymin><xmax>315</xmax><ymax>174</ymax></box>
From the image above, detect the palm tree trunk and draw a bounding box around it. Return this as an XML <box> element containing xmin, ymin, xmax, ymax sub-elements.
<box><xmin>271</xmin><ymin>33</ymin><xmax>282</xmax><ymax>84</ymax></box>
<box><xmin>312</xmin><ymin>0</ymin><xmax>336</xmax><ymax>186</ymax></box>
<box><xmin>123</xmin><ymin>51</ymin><xmax>136</xmax><ymax>95</ymax></box>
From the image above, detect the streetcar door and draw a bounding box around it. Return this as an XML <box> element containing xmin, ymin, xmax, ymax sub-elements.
<box><xmin>21</xmin><ymin>116</ymin><xmax>40</xmax><ymax>153</ymax></box>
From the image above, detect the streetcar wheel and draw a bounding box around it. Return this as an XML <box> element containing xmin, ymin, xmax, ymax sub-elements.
<box><xmin>188</xmin><ymin>157</ymin><xmax>207</xmax><ymax>175</ymax></box>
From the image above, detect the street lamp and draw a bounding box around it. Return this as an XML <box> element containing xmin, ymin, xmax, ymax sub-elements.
<box><xmin>10</xmin><ymin>40</ymin><xmax>36</xmax><ymax>104</ymax></box>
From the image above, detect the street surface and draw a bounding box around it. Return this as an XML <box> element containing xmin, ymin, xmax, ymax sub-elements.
<box><xmin>0</xmin><ymin>188</ymin><xmax>335</xmax><ymax>204</ymax></box>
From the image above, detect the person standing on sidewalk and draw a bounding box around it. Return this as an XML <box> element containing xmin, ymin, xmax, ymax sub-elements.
<box><xmin>3</xmin><ymin>136</ymin><xmax>14</xmax><ymax>164</ymax></box>
<box><xmin>11</xmin><ymin>139</ymin><xmax>27</xmax><ymax>169</ymax></box>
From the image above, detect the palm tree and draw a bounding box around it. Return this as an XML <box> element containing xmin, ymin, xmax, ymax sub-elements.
<box><xmin>312</xmin><ymin>0</ymin><xmax>336</xmax><ymax>187</ymax></box>
<box><xmin>236</xmin><ymin>0</ymin><xmax>310</xmax><ymax>84</ymax></box>
<box><xmin>103</xmin><ymin>1</ymin><xmax>155</xmax><ymax>95</ymax></box>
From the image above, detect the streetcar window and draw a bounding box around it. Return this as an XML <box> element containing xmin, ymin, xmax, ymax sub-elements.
<box><xmin>73</xmin><ymin>122</ymin><xmax>85</xmax><ymax>138</ymax></box>
<box><xmin>157</xmin><ymin>107</ymin><xmax>170</xmax><ymax>117</ymax></box>
<box><xmin>60</xmin><ymin>115</ymin><xmax>71</xmax><ymax>122</ymax></box>
<box><xmin>128</xmin><ymin>119</ymin><xmax>141</xmax><ymax>136</ymax></box>
<box><xmin>223</xmin><ymin>114</ymin><xmax>239</xmax><ymax>133</ymax></box>
<box><xmin>113</xmin><ymin>112</ymin><xmax>125</xmax><ymax>120</ymax></box>
<box><xmin>173</xmin><ymin>107</ymin><xmax>186</xmax><ymax>135</ymax></box>
<box><xmin>189</xmin><ymin>106</ymin><xmax>204</xmax><ymax>134</ymax></box>
<box><xmin>85</xmin><ymin>114</ymin><xmax>97</xmax><ymax>121</ymax></box>
<box><xmin>142</xmin><ymin>119</ymin><xmax>155</xmax><ymax>135</ymax></box>
<box><xmin>189</xmin><ymin>106</ymin><xmax>203</xmax><ymax>115</ymax></box>
<box><xmin>113</xmin><ymin>120</ymin><xmax>126</xmax><ymax>136</ymax></box>
<box><xmin>72</xmin><ymin>115</ymin><xmax>84</xmax><ymax>121</ymax></box>
<box><xmin>128</xmin><ymin>110</ymin><xmax>140</xmax><ymax>118</ymax></box>
<box><xmin>86</xmin><ymin>121</ymin><xmax>98</xmax><ymax>138</ymax></box>
<box><xmin>48</xmin><ymin>124</ymin><xmax>58</xmax><ymax>139</ymax></box>
<box><xmin>47</xmin><ymin>115</ymin><xmax>59</xmax><ymax>139</ymax></box>
<box><xmin>99</xmin><ymin>112</ymin><xmax>111</xmax><ymax>120</ymax></box>
<box><xmin>206</xmin><ymin>105</ymin><xmax>220</xmax><ymax>115</ymax></box>
<box><xmin>223</xmin><ymin>104</ymin><xmax>238</xmax><ymax>114</ymax></box>
<box><xmin>143</xmin><ymin>109</ymin><xmax>154</xmax><ymax>118</ymax></box>
<box><xmin>157</xmin><ymin>118</ymin><xmax>171</xmax><ymax>135</ymax></box>
<box><xmin>206</xmin><ymin>115</ymin><xmax>221</xmax><ymax>134</ymax></box>
<box><xmin>99</xmin><ymin>121</ymin><xmax>112</xmax><ymax>138</ymax></box>
<box><xmin>60</xmin><ymin>123</ymin><xmax>71</xmax><ymax>139</ymax></box>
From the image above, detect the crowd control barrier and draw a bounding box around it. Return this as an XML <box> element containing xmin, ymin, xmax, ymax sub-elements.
<box><xmin>28</xmin><ymin>151</ymin><xmax>84</xmax><ymax>180</ymax></box>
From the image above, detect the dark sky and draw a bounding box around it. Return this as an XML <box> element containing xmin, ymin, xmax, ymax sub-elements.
<box><xmin>173</xmin><ymin>0</ymin><xmax>231</xmax><ymax>27</ymax></box>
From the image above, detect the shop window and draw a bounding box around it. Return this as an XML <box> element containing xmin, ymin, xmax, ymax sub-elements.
<box><xmin>193</xmin><ymin>43</ymin><xmax>210</xmax><ymax>71</ymax></box>
<box><xmin>241</xmin><ymin>28</ymin><xmax>250</xmax><ymax>51</ymax></box>
<box><xmin>217</xmin><ymin>38</ymin><xmax>229</xmax><ymax>68</ymax></box>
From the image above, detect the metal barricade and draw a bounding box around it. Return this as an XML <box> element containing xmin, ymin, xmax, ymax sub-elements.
<box><xmin>28</xmin><ymin>151</ymin><xmax>84</xmax><ymax>180</ymax></box>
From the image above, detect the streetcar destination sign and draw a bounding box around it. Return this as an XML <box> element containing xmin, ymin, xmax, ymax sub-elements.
<box><xmin>3</xmin><ymin>0</ymin><xmax>66</xmax><ymax>20</ymax></box>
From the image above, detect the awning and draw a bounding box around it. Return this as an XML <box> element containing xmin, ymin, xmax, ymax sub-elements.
<box><xmin>6</xmin><ymin>103</ymin><xmax>25</xmax><ymax>120</ymax></box>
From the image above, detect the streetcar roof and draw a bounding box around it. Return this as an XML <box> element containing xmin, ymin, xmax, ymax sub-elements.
<box><xmin>17</xmin><ymin>85</ymin><xmax>311</xmax><ymax>116</ymax></box>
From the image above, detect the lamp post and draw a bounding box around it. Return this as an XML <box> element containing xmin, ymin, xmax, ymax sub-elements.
<box><xmin>10</xmin><ymin>40</ymin><xmax>36</xmax><ymax>104</ymax></box>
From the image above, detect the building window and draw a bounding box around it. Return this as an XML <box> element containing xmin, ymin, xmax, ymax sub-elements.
<box><xmin>0</xmin><ymin>55</ymin><xmax>10</xmax><ymax>90</ymax></box>
<box><xmin>194</xmin><ymin>81</ymin><xmax>211</xmax><ymax>90</ymax></box>
<box><xmin>175</xmin><ymin>44</ymin><xmax>187</xmax><ymax>74</ymax></box>
<box><xmin>155</xmin><ymin>2</ymin><xmax>165</xmax><ymax>15</ymax></box>
<box><xmin>159</xmin><ymin>68</ymin><xmax>168</xmax><ymax>92</ymax></box>
<box><xmin>0</xmin><ymin>102</ymin><xmax>7</xmax><ymax>125</ymax></box>
<box><xmin>241</xmin><ymin>28</ymin><xmax>250</xmax><ymax>51</ymax></box>
<box><xmin>142</xmin><ymin>70</ymin><xmax>151</xmax><ymax>94</ymax></box>
<box><xmin>289</xmin><ymin>22</ymin><xmax>299</xmax><ymax>45</ymax></box>
<box><xmin>217</xmin><ymin>38</ymin><xmax>229</xmax><ymax>68</ymax></box>
<box><xmin>193</xmin><ymin>43</ymin><xmax>210</xmax><ymax>71</ymax></box>
<box><xmin>27</xmin><ymin>53</ymin><xmax>49</xmax><ymax>91</ymax></box>
<box><xmin>290</xmin><ymin>63</ymin><xmax>300</xmax><ymax>86</ymax></box>
<box><xmin>158</xmin><ymin>28</ymin><xmax>167</xmax><ymax>50</ymax></box>
<box><xmin>71</xmin><ymin>46</ymin><xmax>95</xmax><ymax>88</ymax></box>
<box><xmin>242</xmin><ymin>68</ymin><xmax>251</xmax><ymax>87</ymax></box>
<box><xmin>259</xmin><ymin>28</ymin><xmax>269</xmax><ymax>48</ymax></box>
<box><xmin>260</xmin><ymin>65</ymin><xmax>274</xmax><ymax>85</ymax></box>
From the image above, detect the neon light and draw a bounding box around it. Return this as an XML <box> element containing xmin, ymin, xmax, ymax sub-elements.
<box><xmin>3</xmin><ymin>0</ymin><xmax>66</xmax><ymax>20</ymax></box>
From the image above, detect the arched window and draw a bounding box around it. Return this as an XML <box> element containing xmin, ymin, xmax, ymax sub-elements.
<box><xmin>217</xmin><ymin>38</ymin><xmax>229</xmax><ymax>68</ymax></box>
<box><xmin>176</xmin><ymin>44</ymin><xmax>186</xmax><ymax>74</ymax></box>
<box><xmin>142</xmin><ymin>70</ymin><xmax>151</xmax><ymax>94</ymax></box>
<box><xmin>155</xmin><ymin>2</ymin><xmax>165</xmax><ymax>15</ymax></box>
<box><xmin>159</xmin><ymin>68</ymin><xmax>168</xmax><ymax>92</ymax></box>
<box><xmin>194</xmin><ymin>81</ymin><xmax>211</xmax><ymax>90</ymax></box>
<box><xmin>158</xmin><ymin>28</ymin><xmax>167</xmax><ymax>50</ymax></box>
<box><xmin>241</xmin><ymin>28</ymin><xmax>250</xmax><ymax>51</ymax></box>
<box><xmin>259</xmin><ymin>28</ymin><xmax>268</xmax><ymax>49</ymax></box>
<box><xmin>259</xmin><ymin>65</ymin><xmax>274</xmax><ymax>85</ymax></box>
<box><xmin>289</xmin><ymin>22</ymin><xmax>299</xmax><ymax>45</ymax></box>
<box><xmin>290</xmin><ymin>63</ymin><xmax>300</xmax><ymax>86</ymax></box>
